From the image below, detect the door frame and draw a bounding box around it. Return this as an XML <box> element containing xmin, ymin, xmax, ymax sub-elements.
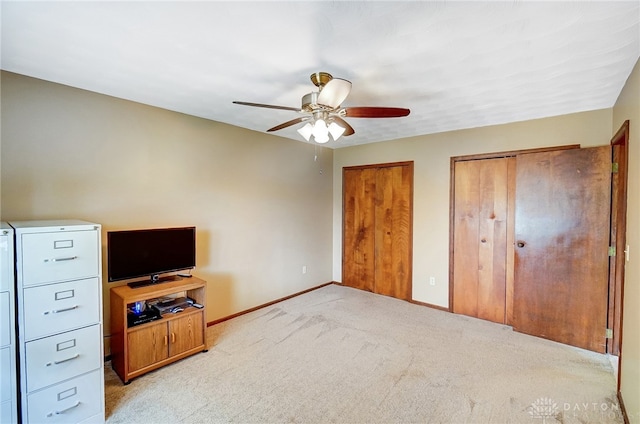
<box><xmin>607</xmin><ymin>120</ymin><xmax>629</xmax><ymax>360</ymax></box>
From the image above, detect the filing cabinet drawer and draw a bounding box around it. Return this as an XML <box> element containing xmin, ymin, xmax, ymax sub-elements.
<box><xmin>0</xmin><ymin>293</ymin><xmax>10</xmax><ymax>347</ymax></box>
<box><xmin>23</xmin><ymin>278</ymin><xmax>100</xmax><ymax>341</ymax></box>
<box><xmin>0</xmin><ymin>400</ymin><xmax>15</xmax><ymax>424</ymax></box>
<box><xmin>0</xmin><ymin>231</ymin><xmax>12</xmax><ymax>292</ymax></box>
<box><xmin>26</xmin><ymin>369</ymin><xmax>103</xmax><ymax>424</ymax></box>
<box><xmin>19</xmin><ymin>230</ymin><xmax>99</xmax><ymax>287</ymax></box>
<box><xmin>25</xmin><ymin>325</ymin><xmax>101</xmax><ymax>392</ymax></box>
<box><xmin>1</xmin><ymin>347</ymin><xmax>12</xmax><ymax>402</ymax></box>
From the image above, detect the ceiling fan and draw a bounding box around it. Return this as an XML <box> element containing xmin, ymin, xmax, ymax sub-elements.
<box><xmin>233</xmin><ymin>72</ymin><xmax>410</xmax><ymax>144</ymax></box>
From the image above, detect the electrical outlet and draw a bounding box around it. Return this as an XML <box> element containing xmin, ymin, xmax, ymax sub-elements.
<box><xmin>302</xmin><ymin>265</ymin><xmax>307</xmax><ymax>274</ymax></box>
<box><xmin>429</xmin><ymin>277</ymin><xmax>436</xmax><ymax>286</ymax></box>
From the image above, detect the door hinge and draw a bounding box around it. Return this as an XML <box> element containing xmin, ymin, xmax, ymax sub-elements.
<box><xmin>609</xmin><ymin>246</ymin><xmax>616</xmax><ymax>257</ymax></box>
<box><xmin>605</xmin><ymin>328</ymin><xmax>613</xmax><ymax>339</ymax></box>
<box><xmin>612</xmin><ymin>162</ymin><xmax>619</xmax><ymax>173</ymax></box>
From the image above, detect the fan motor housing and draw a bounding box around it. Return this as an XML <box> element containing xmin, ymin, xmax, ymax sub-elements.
<box><xmin>301</xmin><ymin>92</ymin><xmax>334</xmax><ymax>112</ymax></box>
<box><xmin>301</xmin><ymin>92</ymin><xmax>320</xmax><ymax>112</ymax></box>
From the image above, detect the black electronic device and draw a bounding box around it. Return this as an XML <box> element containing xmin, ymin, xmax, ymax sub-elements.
<box><xmin>107</xmin><ymin>226</ymin><xmax>196</xmax><ymax>287</ymax></box>
<box><xmin>148</xmin><ymin>296</ymin><xmax>192</xmax><ymax>314</ymax></box>
<box><xmin>127</xmin><ymin>308</ymin><xmax>162</xmax><ymax>327</ymax></box>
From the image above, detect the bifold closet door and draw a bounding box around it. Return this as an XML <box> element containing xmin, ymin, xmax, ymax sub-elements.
<box><xmin>343</xmin><ymin>167</ymin><xmax>377</xmax><ymax>293</ymax></box>
<box><xmin>512</xmin><ymin>146</ymin><xmax>611</xmax><ymax>353</ymax></box>
<box><xmin>343</xmin><ymin>162</ymin><xmax>413</xmax><ymax>301</ymax></box>
<box><xmin>452</xmin><ymin>158</ymin><xmax>509</xmax><ymax>324</ymax></box>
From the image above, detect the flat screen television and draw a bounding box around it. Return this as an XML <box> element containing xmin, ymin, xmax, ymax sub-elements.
<box><xmin>107</xmin><ymin>226</ymin><xmax>196</xmax><ymax>287</ymax></box>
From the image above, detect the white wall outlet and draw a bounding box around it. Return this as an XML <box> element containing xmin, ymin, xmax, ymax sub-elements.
<box><xmin>429</xmin><ymin>277</ymin><xmax>436</xmax><ymax>286</ymax></box>
<box><xmin>302</xmin><ymin>265</ymin><xmax>307</xmax><ymax>274</ymax></box>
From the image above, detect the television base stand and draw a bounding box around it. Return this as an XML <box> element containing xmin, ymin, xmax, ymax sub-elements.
<box><xmin>127</xmin><ymin>274</ymin><xmax>181</xmax><ymax>289</ymax></box>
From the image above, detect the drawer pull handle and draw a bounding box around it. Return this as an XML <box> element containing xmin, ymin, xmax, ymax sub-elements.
<box><xmin>44</xmin><ymin>305</ymin><xmax>78</xmax><ymax>315</ymax></box>
<box><xmin>47</xmin><ymin>401</ymin><xmax>81</xmax><ymax>417</ymax></box>
<box><xmin>44</xmin><ymin>256</ymin><xmax>78</xmax><ymax>263</ymax></box>
<box><xmin>46</xmin><ymin>353</ymin><xmax>80</xmax><ymax>366</ymax></box>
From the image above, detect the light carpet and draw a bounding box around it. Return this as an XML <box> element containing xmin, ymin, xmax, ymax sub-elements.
<box><xmin>105</xmin><ymin>284</ymin><xmax>621</xmax><ymax>423</ymax></box>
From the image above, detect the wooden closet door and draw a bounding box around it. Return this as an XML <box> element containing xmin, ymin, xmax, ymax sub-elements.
<box><xmin>343</xmin><ymin>162</ymin><xmax>413</xmax><ymax>300</ymax></box>
<box><xmin>374</xmin><ymin>164</ymin><xmax>413</xmax><ymax>300</ymax></box>
<box><xmin>512</xmin><ymin>146</ymin><xmax>611</xmax><ymax>353</ymax></box>
<box><xmin>343</xmin><ymin>167</ymin><xmax>376</xmax><ymax>292</ymax></box>
<box><xmin>452</xmin><ymin>158</ymin><xmax>509</xmax><ymax>323</ymax></box>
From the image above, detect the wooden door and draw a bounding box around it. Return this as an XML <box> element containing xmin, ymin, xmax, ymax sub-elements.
<box><xmin>343</xmin><ymin>167</ymin><xmax>377</xmax><ymax>293</ymax></box>
<box><xmin>343</xmin><ymin>162</ymin><xmax>413</xmax><ymax>301</ymax></box>
<box><xmin>512</xmin><ymin>146</ymin><xmax>611</xmax><ymax>353</ymax></box>
<box><xmin>452</xmin><ymin>158</ymin><xmax>509</xmax><ymax>323</ymax></box>
<box><xmin>374</xmin><ymin>165</ymin><xmax>413</xmax><ymax>300</ymax></box>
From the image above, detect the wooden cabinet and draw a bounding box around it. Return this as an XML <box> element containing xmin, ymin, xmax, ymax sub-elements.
<box><xmin>110</xmin><ymin>277</ymin><xmax>206</xmax><ymax>384</ymax></box>
<box><xmin>0</xmin><ymin>223</ymin><xmax>17</xmax><ymax>424</ymax></box>
<box><xmin>10</xmin><ymin>220</ymin><xmax>105</xmax><ymax>424</ymax></box>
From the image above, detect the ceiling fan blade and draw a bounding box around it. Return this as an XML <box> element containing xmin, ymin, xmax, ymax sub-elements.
<box><xmin>233</xmin><ymin>101</ymin><xmax>300</xmax><ymax>112</ymax></box>
<box><xmin>343</xmin><ymin>107</ymin><xmax>410</xmax><ymax>118</ymax></box>
<box><xmin>317</xmin><ymin>78</ymin><xmax>352</xmax><ymax>109</ymax></box>
<box><xmin>332</xmin><ymin>116</ymin><xmax>355</xmax><ymax>136</ymax></box>
<box><xmin>267</xmin><ymin>117</ymin><xmax>308</xmax><ymax>132</ymax></box>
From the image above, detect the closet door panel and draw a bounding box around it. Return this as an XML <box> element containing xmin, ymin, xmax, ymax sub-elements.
<box><xmin>476</xmin><ymin>159</ymin><xmax>508</xmax><ymax>323</ymax></box>
<box><xmin>343</xmin><ymin>168</ymin><xmax>376</xmax><ymax>293</ymax></box>
<box><xmin>374</xmin><ymin>164</ymin><xmax>412</xmax><ymax>300</ymax></box>
<box><xmin>452</xmin><ymin>158</ymin><xmax>508</xmax><ymax>323</ymax></box>
<box><xmin>452</xmin><ymin>160</ymin><xmax>481</xmax><ymax>317</ymax></box>
<box><xmin>513</xmin><ymin>146</ymin><xmax>611</xmax><ymax>353</ymax></box>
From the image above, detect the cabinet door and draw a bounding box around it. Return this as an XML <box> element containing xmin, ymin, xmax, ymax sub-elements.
<box><xmin>127</xmin><ymin>322</ymin><xmax>169</xmax><ymax>373</ymax></box>
<box><xmin>169</xmin><ymin>312</ymin><xmax>204</xmax><ymax>357</ymax></box>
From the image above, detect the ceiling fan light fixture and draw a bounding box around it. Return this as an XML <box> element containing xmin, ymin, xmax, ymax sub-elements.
<box><xmin>312</xmin><ymin>119</ymin><xmax>329</xmax><ymax>143</ymax></box>
<box><xmin>297</xmin><ymin>123</ymin><xmax>313</xmax><ymax>141</ymax></box>
<box><xmin>328</xmin><ymin>121</ymin><xmax>346</xmax><ymax>141</ymax></box>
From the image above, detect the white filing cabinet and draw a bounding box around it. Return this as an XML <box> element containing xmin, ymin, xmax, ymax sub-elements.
<box><xmin>1</xmin><ymin>223</ymin><xmax>17</xmax><ymax>423</ymax></box>
<box><xmin>11</xmin><ymin>220</ymin><xmax>104</xmax><ymax>424</ymax></box>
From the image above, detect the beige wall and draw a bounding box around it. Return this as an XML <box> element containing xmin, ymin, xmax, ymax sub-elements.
<box><xmin>614</xmin><ymin>59</ymin><xmax>640</xmax><ymax>422</ymax></box>
<box><xmin>3</xmin><ymin>63</ymin><xmax>637</xmax><ymax>416</ymax></box>
<box><xmin>333</xmin><ymin>109</ymin><xmax>613</xmax><ymax>307</ymax></box>
<box><xmin>0</xmin><ymin>71</ymin><xmax>334</xmax><ymax>353</ymax></box>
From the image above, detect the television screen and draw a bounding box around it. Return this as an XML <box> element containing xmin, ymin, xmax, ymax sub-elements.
<box><xmin>107</xmin><ymin>227</ymin><xmax>196</xmax><ymax>283</ymax></box>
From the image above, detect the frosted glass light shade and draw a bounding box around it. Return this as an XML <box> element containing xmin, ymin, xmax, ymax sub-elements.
<box><xmin>297</xmin><ymin>118</ymin><xmax>344</xmax><ymax>144</ymax></box>
<box><xmin>314</xmin><ymin>131</ymin><xmax>330</xmax><ymax>143</ymax></box>
<box><xmin>312</xmin><ymin>119</ymin><xmax>330</xmax><ymax>143</ymax></box>
<box><xmin>328</xmin><ymin>122</ymin><xmax>346</xmax><ymax>140</ymax></box>
<box><xmin>297</xmin><ymin>123</ymin><xmax>313</xmax><ymax>141</ymax></box>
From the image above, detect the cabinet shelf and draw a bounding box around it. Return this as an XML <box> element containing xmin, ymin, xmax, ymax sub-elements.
<box><xmin>110</xmin><ymin>276</ymin><xmax>207</xmax><ymax>384</ymax></box>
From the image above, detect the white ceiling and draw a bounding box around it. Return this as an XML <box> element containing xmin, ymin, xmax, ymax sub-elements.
<box><xmin>2</xmin><ymin>1</ymin><xmax>639</xmax><ymax>148</ymax></box>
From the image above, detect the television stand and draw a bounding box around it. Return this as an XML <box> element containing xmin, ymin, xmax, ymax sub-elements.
<box><xmin>127</xmin><ymin>274</ymin><xmax>181</xmax><ymax>289</ymax></box>
<box><xmin>110</xmin><ymin>276</ymin><xmax>207</xmax><ymax>384</ymax></box>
